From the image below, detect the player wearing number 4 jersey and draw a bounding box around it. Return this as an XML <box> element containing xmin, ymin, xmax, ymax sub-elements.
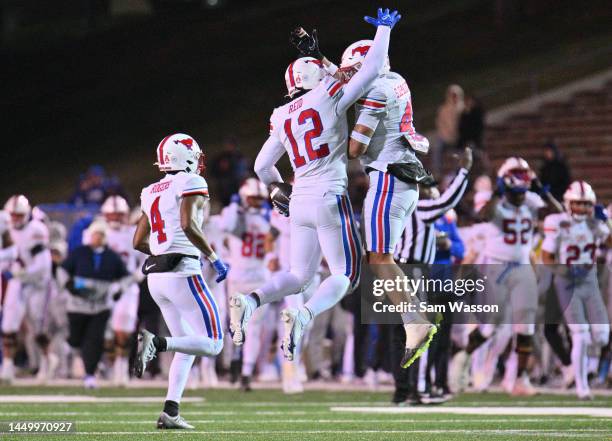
<box><xmin>542</xmin><ymin>181</ymin><xmax>611</xmax><ymax>400</ymax></box>
<box><xmin>472</xmin><ymin>157</ymin><xmax>562</xmax><ymax>396</ymax></box>
<box><xmin>229</xmin><ymin>8</ymin><xmax>401</xmax><ymax>362</ymax></box>
<box><xmin>133</xmin><ymin>133</ymin><xmax>229</xmax><ymax>430</ymax></box>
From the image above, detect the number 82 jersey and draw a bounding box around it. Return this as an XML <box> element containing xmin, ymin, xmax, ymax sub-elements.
<box><xmin>140</xmin><ymin>172</ymin><xmax>209</xmax><ymax>273</ymax></box>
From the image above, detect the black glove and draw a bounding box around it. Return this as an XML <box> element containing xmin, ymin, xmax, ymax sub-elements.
<box><xmin>269</xmin><ymin>182</ymin><xmax>292</xmax><ymax>217</ymax></box>
<box><xmin>290</xmin><ymin>28</ymin><xmax>324</xmax><ymax>60</ymax></box>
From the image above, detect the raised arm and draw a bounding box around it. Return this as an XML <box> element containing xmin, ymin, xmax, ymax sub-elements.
<box><xmin>336</xmin><ymin>8</ymin><xmax>400</xmax><ymax>114</ymax></box>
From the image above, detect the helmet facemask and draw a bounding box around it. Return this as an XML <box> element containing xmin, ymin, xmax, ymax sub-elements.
<box><xmin>567</xmin><ymin>200</ymin><xmax>593</xmax><ymax>222</ymax></box>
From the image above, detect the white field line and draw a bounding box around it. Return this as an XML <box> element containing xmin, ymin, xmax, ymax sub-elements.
<box><xmin>47</xmin><ymin>418</ymin><xmax>604</xmax><ymax>424</ymax></box>
<box><xmin>51</xmin><ymin>429</ymin><xmax>612</xmax><ymax>437</ymax></box>
<box><xmin>331</xmin><ymin>406</ymin><xmax>612</xmax><ymax>418</ymax></box>
<box><xmin>0</xmin><ymin>396</ymin><xmax>203</xmax><ymax>403</ymax></box>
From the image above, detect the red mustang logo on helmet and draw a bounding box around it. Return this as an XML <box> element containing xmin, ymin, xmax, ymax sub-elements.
<box><xmin>174</xmin><ymin>138</ymin><xmax>193</xmax><ymax>150</ymax></box>
<box><xmin>352</xmin><ymin>45</ymin><xmax>371</xmax><ymax>57</ymax></box>
<box><xmin>305</xmin><ymin>59</ymin><xmax>323</xmax><ymax>67</ymax></box>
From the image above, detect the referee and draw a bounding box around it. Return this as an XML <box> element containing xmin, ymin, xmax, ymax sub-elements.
<box><xmin>390</xmin><ymin>147</ymin><xmax>472</xmax><ymax>405</ymax></box>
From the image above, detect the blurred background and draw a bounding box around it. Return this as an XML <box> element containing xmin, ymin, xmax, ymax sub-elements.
<box><xmin>3</xmin><ymin>0</ymin><xmax>612</xmax><ymax>214</ymax></box>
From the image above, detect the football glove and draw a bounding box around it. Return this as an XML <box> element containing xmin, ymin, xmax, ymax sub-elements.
<box><xmin>364</xmin><ymin>8</ymin><xmax>402</xmax><ymax>29</ymax></box>
<box><xmin>290</xmin><ymin>27</ymin><xmax>324</xmax><ymax>60</ymax></box>
<box><xmin>269</xmin><ymin>182</ymin><xmax>292</xmax><ymax>217</ymax></box>
<box><xmin>594</xmin><ymin>204</ymin><xmax>608</xmax><ymax>222</ymax></box>
<box><xmin>212</xmin><ymin>259</ymin><xmax>229</xmax><ymax>283</ymax></box>
<box><xmin>494</xmin><ymin>177</ymin><xmax>506</xmax><ymax>197</ymax></box>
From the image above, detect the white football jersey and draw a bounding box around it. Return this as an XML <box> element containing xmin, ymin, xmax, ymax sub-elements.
<box><xmin>140</xmin><ymin>172</ymin><xmax>209</xmax><ymax>275</ymax></box>
<box><xmin>270</xmin><ymin>209</ymin><xmax>291</xmax><ymax>271</ymax></box>
<box><xmin>483</xmin><ymin>192</ymin><xmax>545</xmax><ymax>264</ymax></box>
<box><xmin>542</xmin><ymin>212</ymin><xmax>610</xmax><ymax>265</ymax></box>
<box><xmin>10</xmin><ymin>219</ymin><xmax>52</xmax><ymax>284</ymax></box>
<box><xmin>355</xmin><ymin>72</ymin><xmax>420</xmax><ymax>171</ymax></box>
<box><xmin>222</xmin><ymin>206</ymin><xmax>270</xmax><ymax>284</ymax></box>
<box><xmin>106</xmin><ymin>225</ymin><xmax>142</xmax><ymax>274</ymax></box>
<box><xmin>268</xmin><ymin>75</ymin><xmax>348</xmax><ymax>196</ymax></box>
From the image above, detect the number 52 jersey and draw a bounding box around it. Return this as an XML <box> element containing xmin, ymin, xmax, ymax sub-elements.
<box><xmin>140</xmin><ymin>172</ymin><xmax>209</xmax><ymax>273</ymax></box>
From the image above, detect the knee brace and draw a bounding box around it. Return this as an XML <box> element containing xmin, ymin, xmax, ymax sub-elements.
<box><xmin>516</xmin><ymin>334</ymin><xmax>534</xmax><ymax>355</ymax></box>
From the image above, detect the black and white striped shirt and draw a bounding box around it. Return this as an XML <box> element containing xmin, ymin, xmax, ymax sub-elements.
<box><xmin>396</xmin><ymin>168</ymin><xmax>469</xmax><ymax>264</ymax></box>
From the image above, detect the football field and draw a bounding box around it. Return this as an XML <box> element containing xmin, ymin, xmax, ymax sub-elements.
<box><xmin>0</xmin><ymin>387</ymin><xmax>611</xmax><ymax>440</ymax></box>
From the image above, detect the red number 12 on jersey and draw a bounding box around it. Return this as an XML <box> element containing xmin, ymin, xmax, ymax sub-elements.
<box><xmin>284</xmin><ymin>108</ymin><xmax>330</xmax><ymax>168</ymax></box>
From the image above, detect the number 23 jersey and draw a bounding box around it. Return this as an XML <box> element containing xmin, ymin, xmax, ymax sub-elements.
<box><xmin>268</xmin><ymin>75</ymin><xmax>348</xmax><ymax>197</ymax></box>
<box><xmin>140</xmin><ymin>172</ymin><xmax>209</xmax><ymax>273</ymax></box>
<box><xmin>483</xmin><ymin>191</ymin><xmax>545</xmax><ymax>264</ymax></box>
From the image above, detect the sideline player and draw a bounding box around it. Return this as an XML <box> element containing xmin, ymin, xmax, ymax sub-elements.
<box><xmin>473</xmin><ymin>157</ymin><xmax>562</xmax><ymax>396</ymax></box>
<box><xmin>291</xmin><ymin>26</ymin><xmax>437</xmax><ymax>367</ymax></box>
<box><xmin>133</xmin><ymin>133</ymin><xmax>229</xmax><ymax>429</ymax></box>
<box><xmin>1</xmin><ymin>195</ymin><xmax>52</xmax><ymax>384</ymax></box>
<box><xmin>101</xmin><ymin>196</ymin><xmax>146</xmax><ymax>386</ymax></box>
<box><xmin>230</xmin><ymin>8</ymin><xmax>402</xmax><ymax>362</ymax></box>
<box><xmin>221</xmin><ymin>178</ymin><xmax>271</xmax><ymax>390</ymax></box>
<box><xmin>541</xmin><ymin>181</ymin><xmax>611</xmax><ymax>399</ymax></box>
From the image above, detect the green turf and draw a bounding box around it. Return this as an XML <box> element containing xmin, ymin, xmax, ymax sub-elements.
<box><xmin>0</xmin><ymin>387</ymin><xmax>610</xmax><ymax>440</ymax></box>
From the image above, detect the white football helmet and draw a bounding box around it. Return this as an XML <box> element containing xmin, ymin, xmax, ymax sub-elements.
<box><xmin>155</xmin><ymin>133</ymin><xmax>204</xmax><ymax>174</ymax></box>
<box><xmin>285</xmin><ymin>57</ymin><xmax>325</xmax><ymax>98</ymax></box>
<box><xmin>4</xmin><ymin>195</ymin><xmax>31</xmax><ymax>229</ymax></box>
<box><xmin>340</xmin><ymin>40</ymin><xmax>390</xmax><ymax>79</ymax></box>
<box><xmin>101</xmin><ymin>195</ymin><xmax>130</xmax><ymax>228</ymax></box>
<box><xmin>497</xmin><ymin>157</ymin><xmax>534</xmax><ymax>193</ymax></box>
<box><xmin>239</xmin><ymin>178</ymin><xmax>268</xmax><ymax>207</ymax></box>
<box><xmin>564</xmin><ymin>180</ymin><xmax>596</xmax><ymax>221</ymax></box>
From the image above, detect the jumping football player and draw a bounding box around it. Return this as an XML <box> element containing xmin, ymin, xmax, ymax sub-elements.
<box><xmin>133</xmin><ymin>133</ymin><xmax>229</xmax><ymax>429</ymax></box>
<box><xmin>229</xmin><ymin>8</ymin><xmax>401</xmax><ymax>362</ymax></box>
<box><xmin>541</xmin><ymin>181</ymin><xmax>611</xmax><ymax>400</ymax></box>
<box><xmin>290</xmin><ymin>26</ymin><xmax>438</xmax><ymax>368</ymax></box>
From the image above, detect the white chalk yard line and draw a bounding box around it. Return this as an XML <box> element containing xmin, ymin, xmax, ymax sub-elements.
<box><xmin>330</xmin><ymin>406</ymin><xmax>612</xmax><ymax>418</ymax></box>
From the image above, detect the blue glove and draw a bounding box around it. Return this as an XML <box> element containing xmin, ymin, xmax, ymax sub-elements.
<box><xmin>212</xmin><ymin>259</ymin><xmax>229</xmax><ymax>283</ymax></box>
<box><xmin>230</xmin><ymin>193</ymin><xmax>241</xmax><ymax>205</ymax></box>
<box><xmin>2</xmin><ymin>270</ymin><xmax>13</xmax><ymax>281</ymax></box>
<box><xmin>364</xmin><ymin>8</ymin><xmax>402</xmax><ymax>29</ymax></box>
<box><xmin>495</xmin><ymin>177</ymin><xmax>506</xmax><ymax>196</ymax></box>
<box><xmin>74</xmin><ymin>277</ymin><xmax>87</xmax><ymax>289</ymax></box>
<box><xmin>594</xmin><ymin>204</ymin><xmax>608</xmax><ymax>222</ymax></box>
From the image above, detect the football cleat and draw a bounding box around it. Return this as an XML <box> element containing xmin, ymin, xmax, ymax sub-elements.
<box><xmin>511</xmin><ymin>372</ymin><xmax>537</xmax><ymax>397</ymax></box>
<box><xmin>157</xmin><ymin>412</ymin><xmax>194</xmax><ymax>430</ymax></box>
<box><xmin>280</xmin><ymin>308</ymin><xmax>308</xmax><ymax>362</ymax></box>
<box><xmin>401</xmin><ymin>323</ymin><xmax>438</xmax><ymax>368</ymax></box>
<box><xmin>229</xmin><ymin>293</ymin><xmax>254</xmax><ymax>346</ymax></box>
<box><xmin>135</xmin><ymin>329</ymin><xmax>157</xmax><ymax>378</ymax></box>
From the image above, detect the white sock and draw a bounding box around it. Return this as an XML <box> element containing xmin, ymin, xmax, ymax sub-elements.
<box><xmin>166</xmin><ymin>335</ymin><xmax>223</xmax><ymax>357</ymax></box>
<box><xmin>571</xmin><ymin>331</ymin><xmax>590</xmax><ymax>396</ymax></box>
<box><xmin>166</xmin><ymin>353</ymin><xmax>195</xmax><ymax>403</ymax></box>
<box><xmin>303</xmin><ymin>274</ymin><xmax>349</xmax><ymax>317</ymax></box>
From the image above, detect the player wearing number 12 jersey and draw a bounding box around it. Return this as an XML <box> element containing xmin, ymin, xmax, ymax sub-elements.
<box><xmin>229</xmin><ymin>8</ymin><xmax>402</xmax><ymax>361</ymax></box>
<box><xmin>133</xmin><ymin>133</ymin><xmax>229</xmax><ymax>430</ymax></box>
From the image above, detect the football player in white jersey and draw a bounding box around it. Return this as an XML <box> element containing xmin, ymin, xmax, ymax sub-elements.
<box><xmin>133</xmin><ymin>133</ymin><xmax>229</xmax><ymax>430</ymax></box>
<box><xmin>475</xmin><ymin>157</ymin><xmax>562</xmax><ymax>395</ymax></box>
<box><xmin>541</xmin><ymin>181</ymin><xmax>611</xmax><ymax>399</ymax></box>
<box><xmin>0</xmin><ymin>210</ymin><xmax>17</xmax><ymax>266</ymax></box>
<box><xmin>221</xmin><ymin>178</ymin><xmax>271</xmax><ymax>390</ymax></box>
<box><xmin>1</xmin><ymin>195</ymin><xmax>53</xmax><ymax>384</ymax></box>
<box><xmin>100</xmin><ymin>196</ymin><xmax>146</xmax><ymax>386</ymax></box>
<box><xmin>292</xmin><ymin>26</ymin><xmax>438</xmax><ymax>368</ymax></box>
<box><xmin>229</xmin><ymin>8</ymin><xmax>402</xmax><ymax>362</ymax></box>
